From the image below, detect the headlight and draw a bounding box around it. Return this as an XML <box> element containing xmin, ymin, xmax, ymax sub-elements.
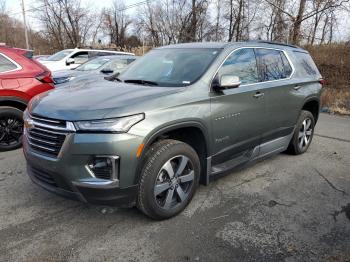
<box><xmin>74</xmin><ymin>114</ymin><xmax>144</xmax><ymax>133</ymax></box>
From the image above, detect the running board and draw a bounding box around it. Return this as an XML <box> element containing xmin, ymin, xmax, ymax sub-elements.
<box><xmin>204</xmin><ymin>148</ymin><xmax>258</xmax><ymax>185</ymax></box>
<box><xmin>204</xmin><ymin>133</ymin><xmax>293</xmax><ymax>185</ymax></box>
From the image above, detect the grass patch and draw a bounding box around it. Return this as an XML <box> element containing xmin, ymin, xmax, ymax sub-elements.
<box><xmin>306</xmin><ymin>44</ymin><xmax>350</xmax><ymax>115</ymax></box>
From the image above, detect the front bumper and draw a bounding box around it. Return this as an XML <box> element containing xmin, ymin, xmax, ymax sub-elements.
<box><xmin>23</xmin><ymin>130</ymin><xmax>143</xmax><ymax>207</ymax></box>
<box><xmin>27</xmin><ymin>164</ymin><xmax>138</xmax><ymax>206</ymax></box>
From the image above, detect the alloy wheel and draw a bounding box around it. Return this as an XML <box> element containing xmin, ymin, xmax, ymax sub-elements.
<box><xmin>154</xmin><ymin>155</ymin><xmax>195</xmax><ymax>210</ymax></box>
<box><xmin>298</xmin><ymin>118</ymin><xmax>313</xmax><ymax>151</ymax></box>
<box><xmin>0</xmin><ymin>116</ymin><xmax>23</xmax><ymax>147</ymax></box>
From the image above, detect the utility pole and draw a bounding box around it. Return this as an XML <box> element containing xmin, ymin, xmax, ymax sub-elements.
<box><xmin>21</xmin><ymin>0</ymin><xmax>30</xmax><ymax>50</ymax></box>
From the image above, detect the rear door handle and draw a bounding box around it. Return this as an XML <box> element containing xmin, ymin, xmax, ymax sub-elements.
<box><xmin>253</xmin><ymin>92</ymin><xmax>264</xmax><ymax>98</ymax></box>
<box><xmin>293</xmin><ymin>85</ymin><xmax>302</xmax><ymax>90</ymax></box>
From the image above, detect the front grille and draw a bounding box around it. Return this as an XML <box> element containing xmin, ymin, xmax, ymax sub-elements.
<box><xmin>30</xmin><ymin>166</ymin><xmax>57</xmax><ymax>187</ymax></box>
<box><xmin>25</xmin><ymin>114</ymin><xmax>75</xmax><ymax>158</ymax></box>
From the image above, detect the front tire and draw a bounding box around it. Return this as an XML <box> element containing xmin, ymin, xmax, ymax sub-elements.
<box><xmin>137</xmin><ymin>139</ymin><xmax>200</xmax><ymax>220</ymax></box>
<box><xmin>287</xmin><ymin>110</ymin><xmax>315</xmax><ymax>155</ymax></box>
<box><xmin>0</xmin><ymin>107</ymin><xmax>24</xmax><ymax>152</ymax></box>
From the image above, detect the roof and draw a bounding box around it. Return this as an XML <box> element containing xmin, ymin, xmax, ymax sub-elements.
<box><xmin>0</xmin><ymin>46</ymin><xmax>31</xmax><ymax>54</ymax></box>
<box><xmin>91</xmin><ymin>55</ymin><xmax>138</xmax><ymax>60</ymax></box>
<box><xmin>158</xmin><ymin>41</ymin><xmax>305</xmax><ymax>51</ymax></box>
<box><xmin>158</xmin><ymin>42</ymin><xmax>230</xmax><ymax>49</ymax></box>
<box><xmin>72</xmin><ymin>48</ymin><xmax>134</xmax><ymax>55</ymax></box>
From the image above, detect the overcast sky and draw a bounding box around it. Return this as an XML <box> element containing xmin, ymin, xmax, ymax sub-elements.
<box><xmin>5</xmin><ymin>0</ymin><xmax>350</xmax><ymax>41</ymax></box>
<box><xmin>6</xmin><ymin>0</ymin><xmax>140</xmax><ymax>31</ymax></box>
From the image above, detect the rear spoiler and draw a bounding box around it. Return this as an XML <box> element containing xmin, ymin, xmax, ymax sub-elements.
<box><xmin>23</xmin><ymin>50</ymin><xmax>34</xmax><ymax>59</ymax></box>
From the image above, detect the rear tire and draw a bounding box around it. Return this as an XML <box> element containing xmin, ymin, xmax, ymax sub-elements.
<box><xmin>287</xmin><ymin>110</ymin><xmax>315</xmax><ymax>155</ymax></box>
<box><xmin>137</xmin><ymin>139</ymin><xmax>200</xmax><ymax>220</ymax></box>
<box><xmin>0</xmin><ymin>107</ymin><xmax>24</xmax><ymax>152</ymax></box>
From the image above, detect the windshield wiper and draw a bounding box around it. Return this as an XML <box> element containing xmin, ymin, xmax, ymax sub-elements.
<box><xmin>124</xmin><ymin>79</ymin><xmax>158</xmax><ymax>86</ymax></box>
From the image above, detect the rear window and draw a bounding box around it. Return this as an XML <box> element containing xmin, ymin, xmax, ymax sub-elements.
<box><xmin>293</xmin><ymin>51</ymin><xmax>320</xmax><ymax>77</ymax></box>
<box><xmin>0</xmin><ymin>54</ymin><xmax>18</xmax><ymax>73</ymax></box>
<box><xmin>255</xmin><ymin>49</ymin><xmax>293</xmax><ymax>81</ymax></box>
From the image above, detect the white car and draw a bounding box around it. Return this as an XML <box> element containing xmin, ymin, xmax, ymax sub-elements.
<box><xmin>40</xmin><ymin>48</ymin><xmax>134</xmax><ymax>72</ymax></box>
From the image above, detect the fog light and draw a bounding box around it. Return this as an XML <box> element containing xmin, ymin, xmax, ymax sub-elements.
<box><xmin>88</xmin><ymin>156</ymin><xmax>119</xmax><ymax>180</ymax></box>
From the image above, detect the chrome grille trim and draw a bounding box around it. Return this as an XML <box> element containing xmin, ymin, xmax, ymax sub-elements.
<box><xmin>28</xmin><ymin>141</ymin><xmax>57</xmax><ymax>152</ymax></box>
<box><xmin>32</xmin><ymin>126</ymin><xmax>69</xmax><ymax>135</ymax></box>
<box><xmin>29</xmin><ymin>129</ymin><xmax>60</xmax><ymax>139</ymax></box>
<box><xmin>28</xmin><ymin>135</ymin><xmax>58</xmax><ymax>146</ymax></box>
<box><xmin>24</xmin><ymin>112</ymin><xmax>76</xmax><ymax>158</ymax></box>
<box><xmin>31</xmin><ymin>115</ymin><xmax>63</xmax><ymax>124</ymax></box>
<box><xmin>29</xmin><ymin>120</ymin><xmax>75</xmax><ymax>132</ymax></box>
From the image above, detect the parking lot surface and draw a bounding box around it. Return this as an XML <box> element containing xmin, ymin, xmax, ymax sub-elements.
<box><xmin>0</xmin><ymin>113</ymin><xmax>349</xmax><ymax>262</ymax></box>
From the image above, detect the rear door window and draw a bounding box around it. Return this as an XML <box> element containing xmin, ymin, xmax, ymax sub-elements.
<box><xmin>218</xmin><ymin>48</ymin><xmax>259</xmax><ymax>85</ymax></box>
<box><xmin>255</xmin><ymin>49</ymin><xmax>293</xmax><ymax>81</ymax></box>
<box><xmin>0</xmin><ymin>54</ymin><xmax>19</xmax><ymax>73</ymax></box>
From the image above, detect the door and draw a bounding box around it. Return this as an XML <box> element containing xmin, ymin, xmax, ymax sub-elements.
<box><xmin>210</xmin><ymin>48</ymin><xmax>267</xmax><ymax>166</ymax></box>
<box><xmin>254</xmin><ymin>48</ymin><xmax>300</xmax><ymax>144</ymax></box>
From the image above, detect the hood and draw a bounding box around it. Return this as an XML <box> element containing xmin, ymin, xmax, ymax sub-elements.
<box><xmin>54</xmin><ymin>74</ymin><xmax>105</xmax><ymax>88</ymax></box>
<box><xmin>53</xmin><ymin>69</ymin><xmax>86</xmax><ymax>78</ymax></box>
<box><xmin>53</xmin><ymin>69</ymin><xmax>89</xmax><ymax>84</ymax></box>
<box><xmin>39</xmin><ymin>60</ymin><xmax>56</xmax><ymax>66</ymax></box>
<box><xmin>30</xmin><ymin>80</ymin><xmax>182</xmax><ymax>121</ymax></box>
<box><xmin>38</xmin><ymin>60</ymin><xmax>67</xmax><ymax>71</ymax></box>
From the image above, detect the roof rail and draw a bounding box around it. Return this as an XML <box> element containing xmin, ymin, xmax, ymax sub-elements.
<box><xmin>249</xmin><ymin>40</ymin><xmax>300</xmax><ymax>49</ymax></box>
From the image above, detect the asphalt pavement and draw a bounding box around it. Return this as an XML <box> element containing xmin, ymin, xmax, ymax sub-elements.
<box><xmin>0</xmin><ymin>113</ymin><xmax>349</xmax><ymax>262</ymax></box>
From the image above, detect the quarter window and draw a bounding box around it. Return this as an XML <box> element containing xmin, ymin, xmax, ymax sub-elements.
<box><xmin>255</xmin><ymin>49</ymin><xmax>293</xmax><ymax>81</ymax></box>
<box><xmin>218</xmin><ymin>48</ymin><xmax>259</xmax><ymax>85</ymax></box>
<box><xmin>0</xmin><ymin>54</ymin><xmax>18</xmax><ymax>73</ymax></box>
<box><xmin>293</xmin><ymin>51</ymin><xmax>320</xmax><ymax>76</ymax></box>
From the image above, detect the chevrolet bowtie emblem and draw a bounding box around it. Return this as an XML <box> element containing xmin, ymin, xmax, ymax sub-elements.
<box><xmin>24</xmin><ymin>119</ymin><xmax>34</xmax><ymax>129</ymax></box>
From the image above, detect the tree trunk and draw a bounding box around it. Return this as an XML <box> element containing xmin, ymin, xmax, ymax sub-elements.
<box><xmin>290</xmin><ymin>0</ymin><xmax>306</xmax><ymax>44</ymax></box>
<box><xmin>235</xmin><ymin>0</ymin><xmax>243</xmax><ymax>41</ymax></box>
<box><xmin>191</xmin><ymin>0</ymin><xmax>197</xmax><ymax>41</ymax></box>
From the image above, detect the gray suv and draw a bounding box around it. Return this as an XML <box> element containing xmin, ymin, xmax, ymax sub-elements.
<box><xmin>23</xmin><ymin>41</ymin><xmax>323</xmax><ymax>219</ymax></box>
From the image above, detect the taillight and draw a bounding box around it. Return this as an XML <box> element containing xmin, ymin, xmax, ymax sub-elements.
<box><xmin>36</xmin><ymin>71</ymin><xmax>54</xmax><ymax>84</ymax></box>
<box><xmin>319</xmin><ymin>78</ymin><xmax>326</xmax><ymax>87</ymax></box>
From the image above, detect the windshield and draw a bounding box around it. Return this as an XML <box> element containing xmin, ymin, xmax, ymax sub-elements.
<box><xmin>46</xmin><ymin>50</ymin><xmax>73</xmax><ymax>61</ymax></box>
<box><xmin>119</xmin><ymin>48</ymin><xmax>220</xmax><ymax>87</ymax></box>
<box><xmin>75</xmin><ymin>57</ymin><xmax>111</xmax><ymax>71</ymax></box>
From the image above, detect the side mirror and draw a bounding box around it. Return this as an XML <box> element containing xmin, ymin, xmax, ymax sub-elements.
<box><xmin>220</xmin><ymin>75</ymin><xmax>241</xmax><ymax>89</ymax></box>
<box><xmin>101</xmin><ymin>68</ymin><xmax>114</xmax><ymax>74</ymax></box>
<box><xmin>66</xmin><ymin>58</ymin><xmax>75</xmax><ymax>65</ymax></box>
<box><xmin>213</xmin><ymin>75</ymin><xmax>241</xmax><ymax>91</ymax></box>
<box><xmin>104</xmin><ymin>72</ymin><xmax>120</xmax><ymax>81</ymax></box>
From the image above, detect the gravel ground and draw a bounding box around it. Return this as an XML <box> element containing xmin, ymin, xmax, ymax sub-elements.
<box><xmin>0</xmin><ymin>113</ymin><xmax>349</xmax><ymax>262</ymax></box>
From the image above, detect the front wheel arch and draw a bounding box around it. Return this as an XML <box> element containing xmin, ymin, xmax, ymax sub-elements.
<box><xmin>134</xmin><ymin>122</ymin><xmax>210</xmax><ymax>185</ymax></box>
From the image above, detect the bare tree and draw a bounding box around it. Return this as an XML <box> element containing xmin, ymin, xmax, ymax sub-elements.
<box><xmin>223</xmin><ymin>0</ymin><xmax>258</xmax><ymax>42</ymax></box>
<box><xmin>37</xmin><ymin>0</ymin><xmax>96</xmax><ymax>49</ymax></box>
<box><xmin>134</xmin><ymin>0</ymin><xmax>212</xmax><ymax>46</ymax></box>
<box><xmin>102</xmin><ymin>1</ymin><xmax>133</xmax><ymax>50</ymax></box>
<box><xmin>264</xmin><ymin>0</ymin><xmax>349</xmax><ymax>44</ymax></box>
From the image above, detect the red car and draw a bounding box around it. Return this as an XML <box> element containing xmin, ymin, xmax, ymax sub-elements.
<box><xmin>0</xmin><ymin>46</ymin><xmax>54</xmax><ymax>151</ymax></box>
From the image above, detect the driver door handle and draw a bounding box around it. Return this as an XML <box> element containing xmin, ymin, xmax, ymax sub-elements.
<box><xmin>253</xmin><ymin>92</ymin><xmax>264</xmax><ymax>98</ymax></box>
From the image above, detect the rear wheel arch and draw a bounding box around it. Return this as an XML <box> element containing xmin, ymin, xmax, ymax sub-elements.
<box><xmin>301</xmin><ymin>98</ymin><xmax>320</xmax><ymax>123</ymax></box>
<box><xmin>135</xmin><ymin>122</ymin><xmax>210</xmax><ymax>185</ymax></box>
<box><xmin>0</xmin><ymin>98</ymin><xmax>28</xmax><ymax>111</ymax></box>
